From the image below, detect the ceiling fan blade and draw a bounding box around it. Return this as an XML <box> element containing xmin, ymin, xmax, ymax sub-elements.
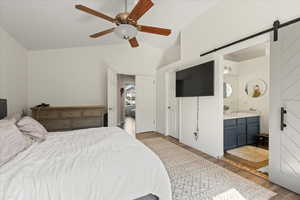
<box><xmin>89</xmin><ymin>28</ymin><xmax>115</xmax><ymax>38</ymax></box>
<box><xmin>139</xmin><ymin>25</ymin><xmax>171</xmax><ymax>36</ymax></box>
<box><xmin>75</xmin><ymin>5</ymin><xmax>115</xmax><ymax>23</ymax></box>
<box><xmin>128</xmin><ymin>0</ymin><xmax>154</xmax><ymax>22</ymax></box>
<box><xmin>129</xmin><ymin>37</ymin><xmax>139</xmax><ymax>48</ymax></box>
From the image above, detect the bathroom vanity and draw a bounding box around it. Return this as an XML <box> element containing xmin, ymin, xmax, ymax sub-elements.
<box><xmin>224</xmin><ymin>112</ymin><xmax>260</xmax><ymax>151</ymax></box>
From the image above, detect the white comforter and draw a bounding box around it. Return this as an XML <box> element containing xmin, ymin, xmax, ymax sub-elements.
<box><xmin>0</xmin><ymin>127</ymin><xmax>172</xmax><ymax>200</ymax></box>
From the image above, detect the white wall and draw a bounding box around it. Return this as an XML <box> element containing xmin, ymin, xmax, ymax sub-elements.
<box><xmin>0</xmin><ymin>26</ymin><xmax>28</xmax><ymax>115</ymax></box>
<box><xmin>181</xmin><ymin>0</ymin><xmax>300</xmax><ymax>60</ymax></box>
<box><xmin>223</xmin><ymin>60</ymin><xmax>239</xmax><ymax>112</ymax></box>
<box><xmin>0</xmin><ymin>29</ymin><xmax>4</xmax><ymax>98</ymax></box>
<box><xmin>224</xmin><ymin>75</ymin><xmax>238</xmax><ymax>112</ymax></box>
<box><xmin>237</xmin><ymin>56</ymin><xmax>270</xmax><ymax>133</ymax></box>
<box><xmin>157</xmin><ymin>56</ymin><xmax>224</xmax><ymax>158</ymax></box>
<box><xmin>158</xmin><ymin>44</ymin><xmax>181</xmax><ymax>68</ymax></box>
<box><xmin>178</xmin><ymin>56</ymin><xmax>223</xmax><ymax>158</ymax></box>
<box><xmin>28</xmin><ymin>43</ymin><xmax>163</xmax><ymax>108</ymax></box>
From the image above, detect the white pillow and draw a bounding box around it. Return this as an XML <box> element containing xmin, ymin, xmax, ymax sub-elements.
<box><xmin>0</xmin><ymin>120</ymin><xmax>31</xmax><ymax>166</ymax></box>
<box><xmin>17</xmin><ymin>116</ymin><xmax>47</xmax><ymax>141</ymax></box>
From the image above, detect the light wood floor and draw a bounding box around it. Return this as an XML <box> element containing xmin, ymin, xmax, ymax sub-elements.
<box><xmin>137</xmin><ymin>132</ymin><xmax>300</xmax><ymax>200</ymax></box>
<box><xmin>222</xmin><ymin>153</ymin><xmax>269</xmax><ymax>179</ymax></box>
<box><xmin>224</xmin><ymin>151</ymin><xmax>268</xmax><ymax>170</ymax></box>
<box><xmin>222</xmin><ymin>145</ymin><xmax>269</xmax><ymax>179</ymax></box>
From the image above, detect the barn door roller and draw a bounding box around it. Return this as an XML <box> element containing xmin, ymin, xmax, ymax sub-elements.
<box><xmin>273</xmin><ymin>20</ymin><xmax>280</xmax><ymax>42</ymax></box>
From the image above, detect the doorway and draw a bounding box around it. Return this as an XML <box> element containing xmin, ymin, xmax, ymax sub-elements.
<box><xmin>221</xmin><ymin>42</ymin><xmax>270</xmax><ymax>178</ymax></box>
<box><xmin>117</xmin><ymin>74</ymin><xmax>136</xmax><ymax>136</ymax></box>
<box><xmin>107</xmin><ymin>71</ymin><xmax>156</xmax><ymax>136</ymax></box>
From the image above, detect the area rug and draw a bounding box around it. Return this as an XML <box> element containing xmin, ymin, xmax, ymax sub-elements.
<box><xmin>141</xmin><ymin>138</ymin><xmax>276</xmax><ymax>200</ymax></box>
<box><xmin>227</xmin><ymin>146</ymin><xmax>268</xmax><ymax>163</ymax></box>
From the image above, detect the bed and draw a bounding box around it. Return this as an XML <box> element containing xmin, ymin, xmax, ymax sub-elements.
<box><xmin>0</xmin><ymin>127</ymin><xmax>172</xmax><ymax>200</ymax></box>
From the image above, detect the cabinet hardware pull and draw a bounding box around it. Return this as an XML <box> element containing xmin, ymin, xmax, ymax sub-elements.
<box><xmin>281</xmin><ymin>107</ymin><xmax>287</xmax><ymax>131</ymax></box>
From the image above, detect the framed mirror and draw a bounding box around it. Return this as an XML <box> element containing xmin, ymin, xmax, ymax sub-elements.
<box><xmin>245</xmin><ymin>79</ymin><xmax>267</xmax><ymax>98</ymax></box>
<box><xmin>223</xmin><ymin>82</ymin><xmax>233</xmax><ymax>98</ymax></box>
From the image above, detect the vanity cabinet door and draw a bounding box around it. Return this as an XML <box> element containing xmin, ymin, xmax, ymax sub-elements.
<box><xmin>224</xmin><ymin>117</ymin><xmax>260</xmax><ymax>151</ymax></box>
<box><xmin>237</xmin><ymin>125</ymin><xmax>247</xmax><ymax>146</ymax></box>
<box><xmin>224</xmin><ymin>127</ymin><xmax>237</xmax><ymax>151</ymax></box>
<box><xmin>236</xmin><ymin>118</ymin><xmax>246</xmax><ymax>146</ymax></box>
<box><xmin>246</xmin><ymin>117</ymin><xmax>260</xmax><ymax>145</ymax></box>
<box><xmin>247</xmin><ymin>124</ymin><xmax>259</xmax><ymax>144</ymax></box>
<box><xmin>224</xmin><ymin>119</ymin><xmax>237</xmax><ymax>151</ymax></box>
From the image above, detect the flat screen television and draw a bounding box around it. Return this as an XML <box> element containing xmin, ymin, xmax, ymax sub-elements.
<box><xmin>176</xmin><ymin>61</ymin><xmax>214</xmax><ymax>97</ymax></box>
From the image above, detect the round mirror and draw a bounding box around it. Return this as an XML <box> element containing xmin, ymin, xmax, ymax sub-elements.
<box><xmin>245</xmin><ymin>79</ymin><xmax>267</xmax><ymax>98</ymax></box>
<box><xmin>223</xmin><ymin>82</ymin><xmax>233</xmax><ymax>98</ymax></box>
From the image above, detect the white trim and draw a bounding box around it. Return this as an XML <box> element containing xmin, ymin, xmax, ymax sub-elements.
<box><xmin>165</xmin><ymin>72</ymin><xmax>170</xmax><ymax>136</ymax></box>
<box><xmin>165</xmin><ymin>71</ymin><xmax>180</xmax><ymax>139</ymax></box>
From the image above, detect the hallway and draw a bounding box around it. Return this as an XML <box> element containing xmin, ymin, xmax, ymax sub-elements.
<box><xmin>123</xmin><ymin>117</ymin><xmax>136</xmax><ymax>138</ymax></box>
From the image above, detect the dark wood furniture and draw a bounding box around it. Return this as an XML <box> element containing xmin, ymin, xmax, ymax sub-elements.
<box><xmin>256</xmin><ymin>133</ymin><xmax>269</xmax><ymax>148</ymax></box>
<box><xmin>0</xmin><ymin>99</ymin><xmax>7</xmax><ymax>120</ymax></box>
<box><xmin>31</xmin><ymin>105</ymin><xmax>107</xmax><ymax>132</ymax></box>
<box><xmin>224</xmin><ymin>116</ymin><xmax>260</xmax><ymax>151</ymax></box>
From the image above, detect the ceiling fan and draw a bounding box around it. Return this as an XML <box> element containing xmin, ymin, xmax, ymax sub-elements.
<box><xmin>75</xmin><ymin>0</ymin><xmax>171</xmax><ymax>48</ymax></box>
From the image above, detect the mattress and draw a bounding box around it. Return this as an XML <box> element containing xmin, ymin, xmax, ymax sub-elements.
<box><xmin>0</xmin><ymin>127</ymin><xmax>171</xmax><ymax>200</ymax></box>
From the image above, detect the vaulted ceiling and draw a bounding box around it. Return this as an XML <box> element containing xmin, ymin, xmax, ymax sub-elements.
<box><xmin>0</xmin><ymin>0</ymin><xmax>219</xmax><ymax>50</ymax></box>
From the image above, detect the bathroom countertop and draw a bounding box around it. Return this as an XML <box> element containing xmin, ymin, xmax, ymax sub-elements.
<box><xmin>224</xmin><ymin>112</ymin><xmax>260</xmax><ymax>120</ymax></box>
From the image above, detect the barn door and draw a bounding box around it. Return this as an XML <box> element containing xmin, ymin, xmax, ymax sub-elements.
<box><xmin>269</xmin><ymin>22</ymin><xmax>300</xmax><ymax>194</ymax></box>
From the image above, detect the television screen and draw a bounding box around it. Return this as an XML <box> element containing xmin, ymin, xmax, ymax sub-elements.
<box><xmin>176</xmin><ymin>61</ymin><xmax>214</xmax><ymax>97</ymax></box>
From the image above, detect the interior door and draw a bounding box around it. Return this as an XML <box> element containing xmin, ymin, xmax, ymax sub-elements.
<box><xmin>166</xmin><ymin>71</ymin><xmax>179</xmax><ymax>138</ymax></box>
<box><xmin>136</xmin><ymin>76</ymin><xmax>155</xmax><ymax>133</ymax></box>
<box><xmin>107</xmin><ymin>68</ymin><xmax>117</xmax><ymax>127</ymax></box>
<box><xmin>269</xmin><ymin>22</ymin><xmax>300</xmax><ymax>194</ymax></box>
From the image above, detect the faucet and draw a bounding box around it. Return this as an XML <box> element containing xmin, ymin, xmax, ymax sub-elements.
<box><xmin>249</xmin><ymin>108</ymin><xmax>257</xmax><ymax>112</ymax></box>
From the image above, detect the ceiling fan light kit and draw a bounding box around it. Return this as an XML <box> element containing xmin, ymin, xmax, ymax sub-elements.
<box><xmin>114</xmin><ymin>24</ymin><xmax>138</xmax><ymax>40</ymax></box>
<box><xmin>75</xmin><ymin>0</ymin><xmax>171</xmax><ymax>48</ymax></box>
